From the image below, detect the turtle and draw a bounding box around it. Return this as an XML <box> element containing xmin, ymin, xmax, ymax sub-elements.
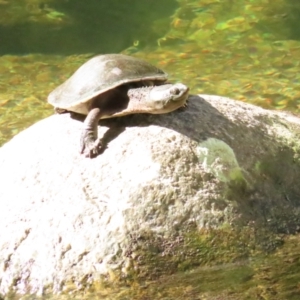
<box><xmin>48</xmin><ymin>54</ymin><xmax>189</xmax><ymax>157</ymax></box>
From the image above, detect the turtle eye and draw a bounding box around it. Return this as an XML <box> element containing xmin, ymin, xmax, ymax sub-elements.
<box><xmin>171</xmin><ymin>87</ymin><xmax>181</xmax><ymax>95</ymax></box>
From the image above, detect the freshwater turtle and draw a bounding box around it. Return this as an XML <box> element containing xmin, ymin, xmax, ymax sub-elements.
<box><xmin>48</xmin><ymin>54</ymin><xmax>189</xmax><ymax>157</ymax></box>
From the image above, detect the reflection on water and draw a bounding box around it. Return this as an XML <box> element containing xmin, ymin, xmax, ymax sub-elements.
<box><xmin>1</xmin><ymin>0</ymin><xmax>300</xmax><ymax>298</ymax></box>
<box><xmin>1</xmin><ymin>0</ymin><xmax>300</xmax><ymax>146</ymax></box>
<box><xmin>0</xmin><ymin>0</ymin><xmax>177</xmax><ymax>55</ymax></box>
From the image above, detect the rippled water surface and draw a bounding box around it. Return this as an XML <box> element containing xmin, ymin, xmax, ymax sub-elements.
<box><xmin>1</xmin><ymin>0</ymin><xmax>300</xmax><ymax>299</ymax></box>
<box><xmin>1</xmin><ymin>0</ymin><xmax>300</xmax><ymax>145</ymax></box>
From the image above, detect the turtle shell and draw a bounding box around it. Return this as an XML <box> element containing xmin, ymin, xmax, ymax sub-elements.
<box><xmin>48</xmin><ymin>54</ymin><xmax>168</xmax><ymax>115</ymax></box>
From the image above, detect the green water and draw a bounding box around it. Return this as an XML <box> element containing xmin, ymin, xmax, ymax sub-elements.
<box><xmin>1</xmin><ymin>0</ymin><xmax>300</xmax><ymax>146</ymax></box>
<box><xmin>0</xmin><ymin>0</ymin><xmax>176</xmax><ymax>55</ymax></box>
<box><xmin>1</xmin><ymin>0</ymin><xmax>300</xmax><ymax>299</ymax></box>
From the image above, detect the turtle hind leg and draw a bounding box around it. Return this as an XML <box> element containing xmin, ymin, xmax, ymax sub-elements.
<box><xmin>80</xmin><ymin>107</ymin><xmax>103</xmax><ymax>158</ymax></box>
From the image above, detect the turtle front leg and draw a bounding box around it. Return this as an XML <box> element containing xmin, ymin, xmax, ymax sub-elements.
<box><xmin>80</xmin><ymin>107</ymin><xmax>103</xmax><ymax>158</ymax></box>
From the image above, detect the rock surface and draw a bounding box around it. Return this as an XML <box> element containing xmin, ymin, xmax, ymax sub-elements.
<box><xmin>1</xmin><ymin>95</ymin><xmax>300</xmax><ymax>296</ymax></box>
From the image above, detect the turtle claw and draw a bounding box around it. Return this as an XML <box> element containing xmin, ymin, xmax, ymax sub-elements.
<box><xmin>80</xmin><ymin>130</ymin><xmax>102</xmax><ymax>158</ymax></box>
<box><xmin>81</xmin><ymin>141</ymin><xmax>102</xmax><ymax>158</ymax></box>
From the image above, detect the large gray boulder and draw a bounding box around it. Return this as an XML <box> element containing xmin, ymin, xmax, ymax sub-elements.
<box><xmin>1</xmin><ymin>95</ymin><xmax>300</xmax><ymax>297</ymax></box>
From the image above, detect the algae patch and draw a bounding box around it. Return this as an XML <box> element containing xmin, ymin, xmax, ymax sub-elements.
<box><xmin>196</xmin><ymin>138</ymin><xmax>244</xmax><ymax>183</ymax></box>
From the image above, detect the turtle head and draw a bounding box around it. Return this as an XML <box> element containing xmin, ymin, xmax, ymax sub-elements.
<box><xmin>99</xmin><ymin>82</ymin><xmax>189</xmax><ymax>118</ymax></box>
<box><xmin>147</xmin><ymin>83</ymin><xmax>189</xmax><ymax>112</ymax></box>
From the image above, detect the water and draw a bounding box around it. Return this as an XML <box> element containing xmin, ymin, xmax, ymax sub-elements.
<box><xmin>1</xmin><ymin>0</ymin><xmax>300</xmax><ymax>298</ymax></box>
<box><xmin>0</xmin><ymin>0</ymin><xmax>176</xmax><ymax>55</ymax></box>
<box><xmin>1</xmin><ymin>0</ymin><xmax>300</xmax><ymax>146</ymax></box>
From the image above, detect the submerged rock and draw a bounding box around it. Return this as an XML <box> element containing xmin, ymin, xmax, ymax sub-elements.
<box><xmin>0</xmin><ymin>95</ymin><xmax>300</xmax><ymax>297</ymax></box>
